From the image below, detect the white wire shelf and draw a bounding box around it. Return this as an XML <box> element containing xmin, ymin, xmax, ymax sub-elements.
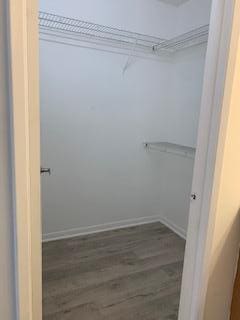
<box><xmin>153</xmin><ymin>25</ymin><xmax>209</xmax><ymax>52</ymax></box>
<box><xmin>39</xmin><ymin>12</ymin><xmax>166</xmax><ymax>55</ymax></box>
<box><xmin>39</xmin><ymin>12</ymin><xmax>209</xmax><ymax>55</ymax></box>
<box><xmin>143</xmin><ymin>141</ymin><xmax>196</xmax><ymax>158</ymax></box>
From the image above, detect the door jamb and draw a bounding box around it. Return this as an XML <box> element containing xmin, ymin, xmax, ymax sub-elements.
<box><xmin>179</xmin><ymin>0</ymin><xmax>240</xmax><ymax>319</ymax></box>
<box><xmin>7</xmin><ymin>0</ymin><xmax>42</xmax><ymax>319</ymax></box>
<box><xmin>6</xmin><ymin>0</ymin><xmax>239</xmax><ymax>319</ymax></box>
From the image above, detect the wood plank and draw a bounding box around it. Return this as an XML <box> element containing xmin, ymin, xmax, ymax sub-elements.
<box><xmin>43</xmin><ymin>222</ymin><xmax>185</xmax><ymax>320</ymax></box>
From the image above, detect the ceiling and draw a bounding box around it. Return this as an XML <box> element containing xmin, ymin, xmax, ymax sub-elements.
<box><xmin>157</xmin><ymin>0</ymin><xmax>190</xmax><ymax>6</ymax></box>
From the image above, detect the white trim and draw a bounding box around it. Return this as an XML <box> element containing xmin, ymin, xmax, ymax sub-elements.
<box><xmin>158</xmin><ymin>216</ymin><xmax>186</xmax><ymax>240</ymax></box>
<box><xmin>43</xmin><ymin>215</ymin><xmax>186</xmax><ymax>242</ymax></box>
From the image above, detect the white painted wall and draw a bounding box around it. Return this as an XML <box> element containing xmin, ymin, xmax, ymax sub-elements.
<box><xmin>174</xmin><ymin>0</ymin><xmax>212</xmax><ymax>34</ymax></box>
<box><xmin>150</xmin><ymin>45</ymin><xmax>207</xmax><ymax>234</ymax></box>
<box><xmin>0</xmin><ymin>0</ymin><xmax>16</xmax><ymax>319</ymax></box>
<box><xmin>40</xmin><ymin>0</ymin><xmax>210</xmax><ymax>239</ymax></box>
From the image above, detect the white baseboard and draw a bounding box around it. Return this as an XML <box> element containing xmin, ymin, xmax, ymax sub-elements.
<box><xmin>42</xmin><ymin>215</ymin><xmax>161</xmax><ymax>242</ymax></box>
<box><xmin>158</xmin><ymin>215</ymin><xmax>187</xmax><ymax>239</ymax></box>
<box><xmin>42</xmin><ymin>214</ymin><xmax>187</xmax><ymax>242</ymax></box>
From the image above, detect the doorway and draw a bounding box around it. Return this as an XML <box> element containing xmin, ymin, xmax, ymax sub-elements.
<box><xmin>39</xmin><ymin>1</ymin><xmax>212</xmax><ymax>319</ymax></box>
<box><xmin>8</xmin><ymin>0</ymin><xmax>240</xmax><ymax>319</ymax></box>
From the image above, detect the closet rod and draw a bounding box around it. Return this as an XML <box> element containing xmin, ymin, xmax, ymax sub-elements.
<box><xmin>39</xmin><ymin>33</ymin><xmax>166</xmax><ymax>62</ymax></box>
<box><xmin>143</xmin><ymin>142</ymin><xmax>196</xmax><ymax>159</ymax></box>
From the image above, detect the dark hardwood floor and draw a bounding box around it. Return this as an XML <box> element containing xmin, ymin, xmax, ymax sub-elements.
<box><xmin>43</xmin><ymin>222</ymin><xmax>185</xmax><ymax>320</ymax></box>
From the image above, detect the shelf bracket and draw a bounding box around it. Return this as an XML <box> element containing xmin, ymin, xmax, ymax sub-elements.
<box><xmin>122</xmin><ymin>40</ymin><xmax>138</xmax><ymax>75</ymax></box>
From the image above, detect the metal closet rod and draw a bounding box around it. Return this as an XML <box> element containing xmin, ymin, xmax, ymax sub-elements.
<box><xmin>38</xmin><ymin>11</ymin><xmax>209</xmax><ymax>53</ymax></box>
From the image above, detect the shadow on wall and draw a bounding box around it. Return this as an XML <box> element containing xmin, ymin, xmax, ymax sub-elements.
<box><xmin>204</xmin><ymin>209</ymin><xmax>240</xmax><ymax>320</ymax></box>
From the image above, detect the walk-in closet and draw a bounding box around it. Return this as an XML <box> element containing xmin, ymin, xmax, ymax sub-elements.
<box><xmin>40</xmin><ymin>0</ymin><xmax>212</xmax><ymax>319</ymax></box>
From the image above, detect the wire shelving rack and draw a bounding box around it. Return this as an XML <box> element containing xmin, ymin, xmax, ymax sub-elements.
<box><xmin>153</xmin><ymin>25</ymin><xmax>209</xmax><ymax>52</ymax></box>
<box><xmin>39</xmin><ymin>11</ymin><xmax>209</xmax><ymax>55</ymax></box>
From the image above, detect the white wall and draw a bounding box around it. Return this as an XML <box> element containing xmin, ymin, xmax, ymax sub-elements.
<box><xmin>174</xmin><ymin>0</ymin><xmax>212</xmax><ymax>34</ymax></box>
<box><xmin>0</xmin><ymin>0</ymin><xmax>16</xmax><ymax>319</ymax></box>
<box><xmin>152</xmin><ymin>45</ymin><xmax>207</xmax><ymax>233</ymax></box>
<box><xmin>40</xmin><ymin>0</ymin><xmax>210</xmax><ymax>240</ymax></box>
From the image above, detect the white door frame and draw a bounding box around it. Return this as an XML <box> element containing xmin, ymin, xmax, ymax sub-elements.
<box><xmin>179</xmin><ymin>0</ymin><xmax>239</xmax><ymax>319</ymax></box>
<box><xmin>6</xmin><ymin>0</ymin><xmax>239</xmax><ymax>319</ymax></box>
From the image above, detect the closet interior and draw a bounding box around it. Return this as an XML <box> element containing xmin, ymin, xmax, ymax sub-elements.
<box><xmin>40</xmin><ymin>0</ymin><xmax>212</xmax><ymax>319</ymax></box>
